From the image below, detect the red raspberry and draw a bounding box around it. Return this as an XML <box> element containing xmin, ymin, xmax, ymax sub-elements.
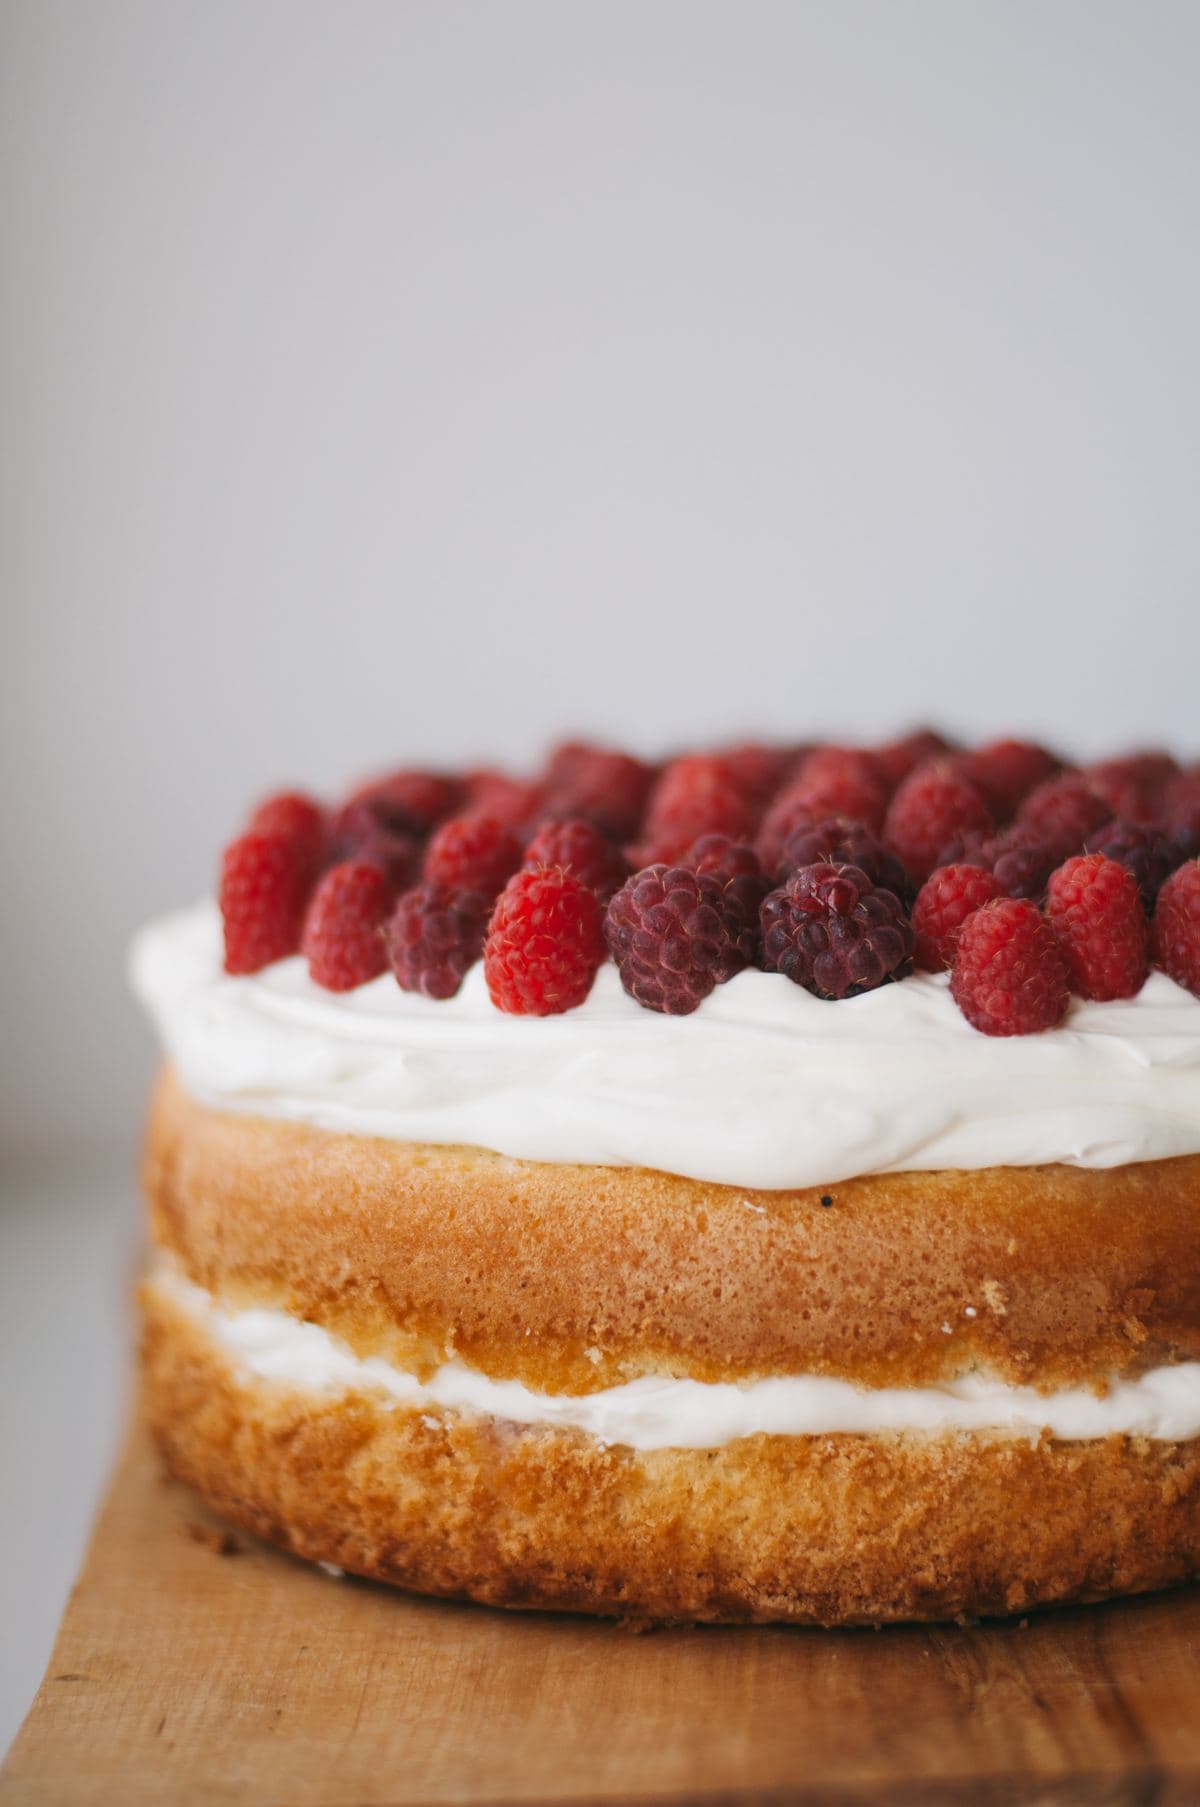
<box><xmin>756</xmin><ymin>785</ymin><xmax>818</xmax><ymax>876</ymax></box>
<box><xmin>789</xmin><ymin>746</ymin><xmax>889</xmax><ymax>833</ymax></box>
<box><xmin>464</xmin><ymin>769</ymin><xmax>546</xmax><ymax>833</ymax></box>
<box><xmin>386</xmin><ymin>882</ymin><xmax>492</xmax><ymax>1000</ymax></box>
<box><xmin>760</xmin><ymin>863</ymin><xmax>914</xmax><ymax>999</ymax></box>
<box><xmin>957</xmin><ymin>741</ymin><xmax>1060</xmax><ymax>820</ymax></box>
<box><xmin>346</xmin><ymin>770</ymin><xmax>464</xmax><ymax>834</ymax></box>
<box><xmin>1044</xmin><ymin>855</ymin><xmax>1149</xmax><ymax>1001</ymax></box>
<box><xmin>1084</xmin><ymin>752</ymin><xmax>1178</xmax><ymax>823</ymax></box>
<box><xmin>301</xmin><ymin>860</ymin><xmax>392</xmax><ymax>991</ymax></box>
<box><xmin>1016</xmin><ymin>774</ymin><xmax>1111</xmax><ymax>861</ymax></box>
<box><xmin>423</xmin><ymin>815</ymin><xmax>522</xmax><ymax>898</ymax></box>
<box><xmin>776</xmin><ymin>817</ymin><xmax>910</xmax><ymax>898</ymax></box>
<box><xmin>883</xmin><ymin>762</ymin><xmax>992</xmax><ymax>885</ymax></box>
<box><xmin>950</xmin><ymin>899</ymin><xmax>1070</xmax><ymax>1036</ymax></box>
<box><xmin>912</xmin><ymin>864</ymin><xmax>1005</xmax><ymax>972</ymax></box>
<box><xmin>641</xmin><ymin>755</ymin><xmax>758</xmax><ymax>863</ymax></box>
<box><xmin>682</xmin><ymin>834</ymin><xmax>769</xmax><ymax>964</ymax></box>
<box><xmin>605</xmin><ymin>865</ymin><xmax>745</xmax><ymax>1013</ymax></box>
<box><xmin>219</xmin><ymin>831</ymin><xmax>315</xmax><ymax>975</ymax></box>
<box><xmin>1164</xmin><ymin>767</ymin><xmax>1200</xmax><ymax>841</ymax></box>
<box><xmin>935</xmin><ymin>827</ymin><xmax>1057</xmax><ymax>901</ymax></box>
<box><xmin>247</xmin><ymin>790</ymin><xmax>326</xmax><ymax>856</ymax></box>
<box><xmin>327</xmin><ymin>801</ymin><xmax>420</xmax><ymax>889</ymax></box>
<box><xmin>715</xmin><ymin>742</ymin><xmax>801</xmax><ymax>806</ymax></box>
<box><xmin>1083</xmin><ymin>818</ymin><xmax>1182</xmax><ymax>910</ymax></box>
<box><xmin>523</xmin><ymin>818</ymin><xmax>631</xmax><ymax>904</ymax></box>
<box><xmin>484</xmin><ymin>868</ymin><xmax>606</xmax><ymax>1015</ymax></box>
<box><xmin>543</xmin><ymin>742</ymin><xmax>655</xmax><ymax>842</ymax></box>
<box><xmin>1153</xmin><ymin>861</ymin><xmax>1200</xmax><ymax>997</ymax></box>
<box><xmin>874</xmin><ymin>729</ymin><xmax>954</xmax><ymax>790</ymax></box>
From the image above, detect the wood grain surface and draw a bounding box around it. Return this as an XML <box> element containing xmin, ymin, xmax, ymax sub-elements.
<box><xmin>3</xmin><ymin>1418</ymin><xmax>1198</xmax><ymax>1806</ymax></box>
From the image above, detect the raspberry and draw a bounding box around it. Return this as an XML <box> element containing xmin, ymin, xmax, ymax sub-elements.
<box><xmin>1164</xmin><ymin>767</ymin><xmax>1200</xmax><ymax>841</ymax></box>
<box><xmin>957</xmin><ymin>741</ymin><xmax>1060</xmax><ymax>821</ymax></box>
<box><xmin>605</xmin><ymin>866</ymin><xmax>745</xmax><ymax>1013</ymax></box>
<box><xmin>681</xmin><ymin>834</ymin><xmax>769</xmax><ymax>964</ymax></box>
<box><xmin>1044</xmin><ymin>855</ymin><xmax>1149</xmax><ymax>1001</ymax></box>
<box><xmin>346</xmin><ymin>770</ymin><xmax>463</xmax><ymax>834</ymax></box>
<box><xmin>464</xmin><ymin>769</ymin><xmax>546</xmax><ymax>833</ymax></box>
<box><xmin>523</xmin><ymin>818</ymin><xmax>631</xmax><ymax>904</ymax></box>
<box><xmin>776</xmin><ymin>817</ymin><xmax>911</xmax><ymax>898</ymax></box>
<box><xmin>484</xmin><ymin>868</ymin><xmax>606</xmax><ymax>1015</ymax></box>
<box><xmin>874</xmin><ymin>729</ymin><xmax>954</xmax><ymax>790</ymax></box>
<box><xmin>1016</xmin><ymin>774</ymin><xmax>1111</xmax><ymax>862</ymax></box>
<box><xmin>1153</xmin><ymin>861</ymin><xmax>1200</xmax><ymax>997</ymax></box>
<box><xmin>912</xmin><ymin>864</ymin><xmax>1005</xmax><ymax>972</ymax></box>
<box><xmin>950</xmin><ymin>899</ymin><xmax>1070</xmax><ymax>1035</ymax></box>
<box><xmin>327</xmin><ymin>801</ymin><xmax>420</xmax><ymax>889</ymax></box>
<box><xmin>789</xmin><ymin>747</ymin><xmax>889</xmax><ymax>833</ymax></box>
<box><xmin>641</xmin><ymin>755</ymin><xmax>758</xmax><ymax>863</ymax></box>
<box><xmin>247</xmin><ymin>790</ymin><xmax>326</xmax><ymax>856</ymax></box>
<box><xmin>935</xmin><ymin>827</ymin><xmax>1057</xmax><ymax>901</ymax></box>
<box><xmin>301</xmin><ymin>860</ymin><xmax>392</xmax><ymax>991</ymax></box>
<box><xmin>1085</xmin><ymin>752</ymin><xmax>1178</xmax><ymax>823</ymax></box>
<box><xmin>715</xmin><ymin>742</ymin><xmax>800</xmax><ymax>806</ymax></box>
<box><xmin>760</xmin><ymin>863</ymin><xmax>914</xmax><ymax>999</ymax></box>
<box><xmin>883</xmin><ymin>762</ymin><xmax>992</xmax><ymax>885</ymax></box>
<box><xmin>756</xmin><ymin>785</ymin><xmax>818</xmax><ymax>876</ymax></box>
<box><xmin>219</xmin><ymin>831</ymin><xmax>315</xmax><ymax>974</ymax></box>
<box><xmin>1083</xmin><ymin>818</ymin><xmax>1182</xmax><ymax>910</ymax></box>
<box><xmin>423</xmin><ymin>815</ymin><xmax>522</xmax><ymax>898</ymax></box>
<box><xmin>386</xmin><ymin>882</ymin><xmax>492</xmax><ymax>1000</ymax></box>
<box><xmin>543</xmin><ymin>743</ymin><xmax>655</xmax><ymax>842</ymax></box>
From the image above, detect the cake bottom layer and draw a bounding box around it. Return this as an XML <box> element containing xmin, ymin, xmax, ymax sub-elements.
<box><xmin>141</xmin><ymin>1281</ymin><xmax>1200</xmax><ymax>1625</ymax></box>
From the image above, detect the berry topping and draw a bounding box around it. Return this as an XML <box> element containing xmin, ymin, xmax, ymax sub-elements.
<box><xmin>605</xmin><ymin>865</ymin><xmax>746</xmax><ymax>1014</ymax></box>
<box><xmin>934</xmin><ymin>827</ymin><xmax>1057</xmax><ymax>901</ymax></box>
<box><xmin>682</xmin><ymin>834</ymin><xmax>769</xmax><ymax>964</ymax></box>
<box><xmin>327</xmin><ymin>801</ymin><xmax>420</xmax><ymax>889</ymax></box>
<box><xmin>219</xmin><ymin>831</ymin><xmax>315</xmax><ymax>975</ymax></box>
<box><xmin>884</xmin><ymin>762</ymin><xmax>992</xmax><ymax>885</ymax></box>
<box><xmin>386</xmin><ymin>882</ymin><xmax>492</xmax><ymax>1000</ymax></box>
<box><xmin>1153</xmin><ymin>861</ymin><xmax>1200</xmax><ymax>997</ymax></box>
<box><xmin>1083</xmin><ymin>818</ymin><xmax>1182</xmax><ymax>910</ymax></box>
<box><xmin>1164</xmin><ymin>767</ymin><xmax>1200</xmax><ymax>841</ymax></box>
<box><xmin>523</xmin><ymin>818</ymin><xmax>631</xmax><ymax>904</ymax></box>
<box><xmin>716</xmin><ymin>742</ymin><xmax>800</xmax><ymax>806</ymax></box>
<box><xmin>950</xmin><ymin>899</ymin><xmax>1070</xmax><ymax>1036</ymax></box>
<box><xmin>1084</xmin><ymin>752</ymin><xmax>1179</xmax><ymax>824</ymax></box>
<box><xmin>776</xmin><ymin>816</ymin><xmax>911</xmax><ymax>898</ymax></box>
<box><xmin>874</xmin><ymin>729</ymin><xmax>955</xmax><ymax>790</ymax></box>
<box><xmin>301</xmin><ymin>860</ymin><xmax>392</xmax><ymax>991</ymax></box>
<box><xmin>1044</xmin><ymin>855</ymin><xmax>1149</xmax><ymax>1001</ymax></box>
<box><xmin>464</xmin><ymin>769</ymin><xmax>546</xmax><ymax>833</ymax></box>
<box><xmin>1016</xmin><ymin>774</ymin><xmax>1111</xmax><ymax>862</ymax></box>
<box><xmin>247</xmin><ymin>791</ymin><xmax>326</xmax><ymax>856</ymax></box>
<box><xmin>912</xmin><ymin>864</ymin><xmax>1005</xmax><ymax>972</ymax></box>
<box><xmin>484</xmin><ymin>868</ymin><xmax>606</xmax><ymax>1015</ymax></box>
<box><xmin>641</xmin><ymin>755</ymin><xmax>758</xmax><ymax>864</ymax></box>
<box><xmin>346</xmin><ymin>770</ymin><xmax>464</xmax><ymax>835</ymax></box>
<box><xmin>423</xmin><ymin>815</ymin><xmax>523</xmax><ymax>899</ymax></box>
<box><xmin>755</xmin><ymin>785</ymin><xmax>818</xmax><ymax>877</ymax></box>
<box><xmin>956</xmin><ymin>740</ymin><xmax>1060</xmax><ymax>821</ymax></box>
<box><xmin>760</xmin><ymin>862</ymin><xmax>914</xmax><ymax>999</ymax></box>
<box><xmin>787</xmin><ymin>745</ymin><xmax>889</xmax><ymax>834</ymax></box>
<box><xmin>544</xmin><ymin>743</ymin><xmax>655</xmax><ymax>842</ymax></box>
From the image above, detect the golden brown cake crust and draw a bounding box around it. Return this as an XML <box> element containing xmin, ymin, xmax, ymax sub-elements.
<box><xmin>141</xmin><ymin>1281</ymin><xmax>1200</xmax><ymax>1626</ymax></box>
<box><xmin>145</xmin><ymin>1066</ymin><xmax>1200</xmax><ymax>1391</ymax></box>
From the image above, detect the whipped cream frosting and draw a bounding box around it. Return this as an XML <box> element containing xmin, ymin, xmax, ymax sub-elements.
<box><xmin>130</xmin><ymin>902</ymin><xmax>1200</xmax><ymax>1190</ymax></box>
<box><xmin>153</xmin><ymin>1261</ymin><xmax>1200</xmax><ymax>1447</ymax></box>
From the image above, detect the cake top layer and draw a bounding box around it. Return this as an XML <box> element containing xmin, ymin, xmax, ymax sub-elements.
<box><xmin>130</xmin><ymin>901</ymin><xmax>1200</xmax><ymax>1190</ymax></box>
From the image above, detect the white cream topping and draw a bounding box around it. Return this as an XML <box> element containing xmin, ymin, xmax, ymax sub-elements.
<box><xmin>153</xmin><ymin>1263</ymin><xmax>1200</xmax><ymax>1448</ymax></box>
<box><xmin>130</xmin><ymin>902</ymin><xmax>1200</xmax><ymax>1190</ymax></box>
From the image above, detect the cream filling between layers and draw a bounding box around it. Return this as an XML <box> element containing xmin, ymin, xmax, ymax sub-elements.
<box><xmin>152</xmin><ymin>1262</ymin><xmax>1200</xmax><ymax>1450</ymax></box>
<box><xmin>130</xmin><ymin>903</ymin><xmax>1200</xmax><ymax>1191</ymax></box>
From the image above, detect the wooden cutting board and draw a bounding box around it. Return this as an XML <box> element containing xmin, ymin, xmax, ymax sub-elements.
<box><xmin>4</xmin><ymin>1418</ymin><xmax>1198</xmax><ymax>1806</ymax></box>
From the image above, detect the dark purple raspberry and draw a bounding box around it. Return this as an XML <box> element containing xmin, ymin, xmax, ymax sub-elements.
<box><xmin>682</xmin><ymin>834</ymin><xmax>770</xmax><ymax>965</ymax></box>
<box><xmin>776</xmin><ymin>816</ymin><xmax>911</xmax><ymax>899</ymax></box>
<box><xmin>604</xmin><ymin>865</ymin><xmax>746</xmax><ymax>1014</ymax></box>
<box><xmin>327</xmin><ymin>800</ymin><xmax>422</xmax><ymax>887</ymax></box>
<box><xmin>1083</xmin><ymin>818</ymin><xmax>1183</xmax><ymax>910</ymax></box>
<box><xmin>760</xmin><ymin>862</ymin><xmax>914</xmax><ymax>999</ymax></box>
<box><xmin>386</xmin><ymin>882</ymin><xmax>492</xmax><ymax>1000</ymax></box>
<box><xmin>936</xmin><ymin>827</ymin><xmax>1057</xmax><ymax>901</ymax></box>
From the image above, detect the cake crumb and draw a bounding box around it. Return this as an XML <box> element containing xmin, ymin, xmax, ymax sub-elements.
<box><xmin>981</xmin><ymin>1278</ymin><xmax>1008</xmax><ymax>1317</ymax></box>
<box><xmin>963</xmin><ymin>1305</ymin><xmax>977</xmax><ymax>1319</ymax></box>
<box><xmin>941</xmin><ymin>1323</ymin><xmax>953</xmax><ymax>1335</ymax></box>
<box><xmin>741</xmin><ymin>1199</ymin><xmax>766</xmax><ymax>1216</ymax></box>
<box><xmin>585</xmin><ymin>1345</ymin><xmax>602</xmax><ymax>1365</ymax></box>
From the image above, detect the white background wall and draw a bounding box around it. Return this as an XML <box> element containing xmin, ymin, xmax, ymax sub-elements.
<box><xmin>3</xmin><ymin>0</ymin><xmax>1198</xmax><ymax>1157</ymax></box>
